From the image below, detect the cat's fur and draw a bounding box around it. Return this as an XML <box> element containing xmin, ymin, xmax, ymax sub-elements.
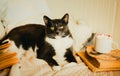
<box><xmin>0</xmin><ymin>13</ymin><xmax>76</xmax><ymax>70</ymax></box>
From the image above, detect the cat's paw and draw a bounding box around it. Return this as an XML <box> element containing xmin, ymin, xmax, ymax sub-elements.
<box><xmin>52</xmin><ymin>66</ymin><xmax>61</xmax><ymax>71</ymax></box>
<box><xmin>63</xmin><ymin>62</ymin><xmax>77</xmax><ymax>68</ymax></box>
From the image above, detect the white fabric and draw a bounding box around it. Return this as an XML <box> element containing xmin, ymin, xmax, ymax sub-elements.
<box><xmin>0</xmin><ymin>22</ymin><xmax>6</xmax><ymax>39</ymax></box>
<box><xmin>9</xmin><ymin>50</ymin><xmax>86</xmax><ymax>76</ymax></box>
<box><xmin>68</xmin><ymin>17</ymin><xmax>92</xmax><ymax>52</ymax></box>
<box><xmin>9</xmin><ymin>51</ymin><xmax>53</xmax><ymax>76</ymax></box>
<box><xmin>0</xmin><ymin>0</ymin><xmax>8</xmax><ymax>39</ymax></box>
<box><xmin>5</xmin><ymin>0</ymin><xmax>51</xmax><ymax>32</ymax></box>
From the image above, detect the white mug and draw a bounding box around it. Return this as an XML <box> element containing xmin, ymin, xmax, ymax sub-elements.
<box><xmin>95</xmin><ymin>34</ymin><xmax>118</xmax><ymax>53</ymax></box>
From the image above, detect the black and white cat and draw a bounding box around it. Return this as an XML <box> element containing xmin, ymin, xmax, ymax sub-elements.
<box><xmin>0</xmin><ymin>13</ymin><xmax>76</xmax><ymax>70</ymax></box>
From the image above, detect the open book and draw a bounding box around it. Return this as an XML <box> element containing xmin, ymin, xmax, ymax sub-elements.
<box><xmin>77</xmin><ymin>46</ymin><xmax>120</xmax><ymax>72</ymax></box>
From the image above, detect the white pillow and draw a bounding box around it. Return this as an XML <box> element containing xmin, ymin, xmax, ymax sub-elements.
<box><xmin>5</xmin><ymin>0</ymin><xmax>51</xmax><ymax>32</ymax></box>
<box><xmin>0</xmin><ymin>0</ymin><xmax>8</xmax><ymax>39</ymax></box>
<box><xmin>68</xmin><ymin>16</ymin><xmax>92</xmax><ymax>52</ymax></box>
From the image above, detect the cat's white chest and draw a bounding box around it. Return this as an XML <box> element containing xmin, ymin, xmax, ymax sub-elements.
<box><xmin>46</xmin><ymin>36</ymin><xmax>73</xmax><ymax>51</ymax></box>
<box><xmin>46</xmin><ymin>36</ymin><xmax>73</xmax><ymax>65</ymax></box>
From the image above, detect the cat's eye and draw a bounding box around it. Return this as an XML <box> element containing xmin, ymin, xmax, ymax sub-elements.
<box><xmin>59</xmin><ymin>26</ymin><xmax>64</xmax><ymax>29</ymax></box>
<box><xmin>50</xmin><ymin>26</ymin><xmax>54</xmax><ymax>30</ymax></box>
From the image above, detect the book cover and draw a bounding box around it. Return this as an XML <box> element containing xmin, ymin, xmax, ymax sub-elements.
<box><xmin>77</xmin><ymin>52</ymin><xmax>120</xmax><ymax>72</ymax></box>
<box><xmin>0</xmin><ymin>41</ymin><xmax>19</xmax><ymax>70</ymax></box>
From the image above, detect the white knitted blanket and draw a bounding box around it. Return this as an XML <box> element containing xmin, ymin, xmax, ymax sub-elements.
<box><xmin>8</xmin><ymin>51</ymin><xmax>87</xmax><ymax>76</ymax></box>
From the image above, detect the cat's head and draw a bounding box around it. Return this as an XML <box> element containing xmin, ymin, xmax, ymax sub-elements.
<box><xmin>43</xmin><ymin>13</ymin><xmax>70</xmax><ymax>39</ymax></box>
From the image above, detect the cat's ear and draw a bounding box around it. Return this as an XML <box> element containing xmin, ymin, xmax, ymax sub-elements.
<box><xmin>61</xmin><ymin>13</ymin><xmax>69</xmax><ymax>24</ymax></box>
<box><xmin>43</xmin><ymin>16</ymin><xmax>51</xmax><ymax>25</ymax></box>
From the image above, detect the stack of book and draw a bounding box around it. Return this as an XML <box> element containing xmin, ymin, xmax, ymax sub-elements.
<box><xmin>77</xmin><ymin>46</ymin><xmax>120</xmax><ymax>72</ymax></box>
<box><xmin>0</xmin><ymin>41</ymin><xmax>19</xmax><ymax>70</ymax></box>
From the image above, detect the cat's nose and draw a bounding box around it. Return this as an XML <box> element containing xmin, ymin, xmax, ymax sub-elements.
<box><xmin>56</xmin><ymin>32</ymin><xmax>59</xmax><ymax>35</ymax></box>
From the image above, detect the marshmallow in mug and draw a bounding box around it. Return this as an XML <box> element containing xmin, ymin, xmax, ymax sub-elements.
<box><xmin>95</xmin><ymin>34</ymin><xmax>114</xmax><ymax>53</ymax></box>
